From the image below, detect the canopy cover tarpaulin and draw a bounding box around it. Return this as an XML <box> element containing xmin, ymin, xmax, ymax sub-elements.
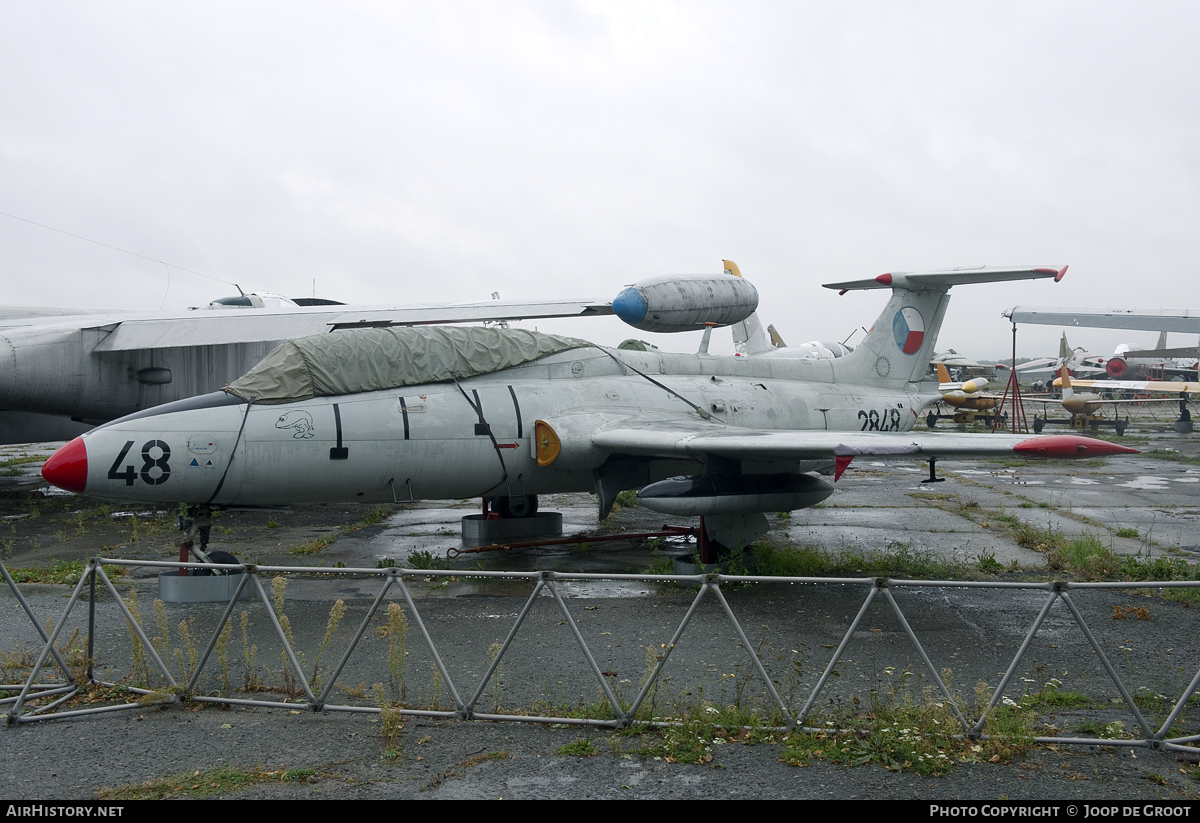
<box><xmin>225</xmin><ymin>326</ymin><xmax>592</xmax><ymax>404</ymax></box>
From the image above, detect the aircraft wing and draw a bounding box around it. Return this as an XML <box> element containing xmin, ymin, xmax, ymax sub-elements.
<box><xmin>1124</xmin><ymin>346</ymin><xmax>1200</xmax><ymax>360</ymax></box>
<box><xmin>1054</xmin><ymin>378</ymin><xmax>1200</xmax><ymax>395</ymax></box>
<box><xmin>87</xmin><ymin>299</ymin><xmax>614</xmax><ymax>351</ymax></box>
<box><xmin>1008</xmin><ymin>307</ymin><xmax>1200</xmax><ymax>334</ymax></box>
<box><xmin>590</xmin><ymin>423</ymin><xmax>1135</xmax><ymax>476</ymax></box>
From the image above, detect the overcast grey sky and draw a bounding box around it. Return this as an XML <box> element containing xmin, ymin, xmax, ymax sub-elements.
<box><xmin>2</xmin><ymin>2</ymin><xmax>1196</xmax><ymax>359</ymax></box>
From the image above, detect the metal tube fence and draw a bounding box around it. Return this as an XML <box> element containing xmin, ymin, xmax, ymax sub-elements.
<box><xmin>3</xmin><ymin>557</ymin><xmax>1200</xmax><ymax>753</ymax></box>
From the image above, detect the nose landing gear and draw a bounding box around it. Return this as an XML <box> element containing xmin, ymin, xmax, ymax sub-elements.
<box><xmin>175</xmin><ymin>506</ymin><xmax>242</xmax><ymax>576</ymax></box>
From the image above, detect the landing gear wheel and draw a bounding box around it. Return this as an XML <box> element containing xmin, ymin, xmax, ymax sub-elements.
<box><xmin>926</xmin><ymin>411</ymin><xmax>937</xmax><ymax>429</ymax></box>
<box><xmin>1033</xmin><ymin>416</ymin><xmax>1044</xmax><ymax>434</ymax></box>
<box><xmin>191</xmin><ymin>550</ymin><xmax>242</xmax><ymax>576</ymax></box>
<box><xmin>492</xmin><ymin>495</ymin><xmax>539</xmax><ymax>519</ymax></box>
<box><xmin>1115</xmin><ymin>419</ymin><xmax>1127</xmax><ymax>436</ymax></box>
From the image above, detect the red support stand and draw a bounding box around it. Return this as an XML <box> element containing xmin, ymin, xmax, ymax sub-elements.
<box><xmin>992</xmin><ymin>322</ymin><xmax>1029</xmax><ymax>434</ymax></box>
<box><xmin>698</xmin><ymin>517</ymin><xmax>712</xmax><ymax>565</ymax></box>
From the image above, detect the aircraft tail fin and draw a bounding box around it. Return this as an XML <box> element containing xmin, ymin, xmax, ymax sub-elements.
<box><xmin>723</xmin><ymin>259</ymin><xmax>775</xmax><ymax>356</ymax></box>
<box><xmin>822</xmin><ymin>266</ymin><xmax>1067</xmax><ymax>389</ymax></box>
<box><xmin>1059</xmin><ymin>333</ymin><xmax>1072</xmax><ymax>363</ymax></box>
<box><xmin>731</xmin><ymin>313</ymin><xmax>773</xmax><ymax>355</ymax></box>
<box><xmin>936</xmin><ymin>363</ymin><xmax>952</xmax><ymax>385</ymax></box>
<box><xmin>1060</xmin><ymin>367</ymin><xmax>1074</xmax><ymax>399</ymax></box>
<box><xmin>766</xmin><ymin>324</ymin><xmax>787</xmax><ymax>348</ymax></box>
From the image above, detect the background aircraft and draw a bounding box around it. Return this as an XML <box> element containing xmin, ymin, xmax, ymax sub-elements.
<box><xmin>928</xmin><ymin>350</ymin><xmax>1005</xmax><ymax>383</ymax></box>
<box><xmin>925</xmin><ymin>363</ymin><xmax>1004</xmax><ymax>427</ymax></box>
<box><xmin>1</xmin><ymin>268</ymin><xmax>777</xmax><ymax>444</ymax></box>
<box><xmin>0</xmin><ymin>262</ymin><xmax>844</xmax><ymax>445</ymax></box>
<box><xmin>1029</xmin><ymin>370</ymin><xmax>1193</xmax><ymax>435</ymax></box>
<box><xmin>1015</xmin><ymin>332</ymin><xmax>1108</xmax><ymax>384</ymax></box>
<box><xmin>1106</xmin><ymin>333</ymin><xmax>1199</xmax><ymax>380</ymax></box>
<box><xmin>1009</xmin><ymin>306</ymin><xmax>1200</xmax><ymax>379</ymax></box>
<box><xmin>41</xmin><ymin>264</ymin><xmax>1137</xmax><ymax>565</ymax></box>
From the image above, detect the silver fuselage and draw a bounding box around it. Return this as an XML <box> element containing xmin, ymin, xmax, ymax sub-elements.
<box><xmin>73</xmin><ymin>346</ymin><xmax>936</xmax><ymax>507</ymax></box>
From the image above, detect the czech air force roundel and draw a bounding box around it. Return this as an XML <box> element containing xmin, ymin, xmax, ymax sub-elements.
<box><xmin>892</xmin><ymin>306</ymin><xmax>924</xmax><ymax>355</ymax></box>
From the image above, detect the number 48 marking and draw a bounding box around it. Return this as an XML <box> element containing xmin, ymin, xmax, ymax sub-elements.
<box><xmin>107</xmin><ymin>440</ymin><xmax>171</xmax><ymax>486</ymax></box>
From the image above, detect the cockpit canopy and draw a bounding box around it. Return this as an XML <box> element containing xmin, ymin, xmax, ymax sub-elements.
<box><xmin>225</xmin><ymin>326</ymin><xmax>591</xmax><ymax>404</ymax></box>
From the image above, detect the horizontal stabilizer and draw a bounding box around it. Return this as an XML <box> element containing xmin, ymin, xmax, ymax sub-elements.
<box><xmin>825</xmin><ymin>266</ymin><xmax>1067</xmax><ymax>293</ymax></box>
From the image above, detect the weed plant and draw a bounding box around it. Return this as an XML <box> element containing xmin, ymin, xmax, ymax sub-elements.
<box><xmin>310</xmin><ymin>599</ymin><xmax>346</xmax><ymax>691</ymax></box>
<box><xmin>240</xmin><ymin>611</ymin><xmax>262</xmax><ymax>692</ymax></box>
<box><xmin>122</xmin><ymin>589</ymin><xmax>151</xmax><ymax>687</ymax></box>
<box><xmin>386</xmin><ymin>602</ymin><xmax>408</xmax><ymax>703</ymax></box>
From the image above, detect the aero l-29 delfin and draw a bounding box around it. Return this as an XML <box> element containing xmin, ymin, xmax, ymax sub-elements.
<box><xmin>41</xmin><ymin>263</ymin><xmax>1137</xmax><ymax>560</ymax></box>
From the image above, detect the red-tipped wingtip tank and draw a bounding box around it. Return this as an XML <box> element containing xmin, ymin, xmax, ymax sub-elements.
<box><xmin>1014</xmin><ymin>435</ymin><xmax>1139</xmax><ymax>458</ymax></box>
<box><xmin>41</xmin><ymin>437</ymin><xmax>88</xmax><ymax>494</ymax></box>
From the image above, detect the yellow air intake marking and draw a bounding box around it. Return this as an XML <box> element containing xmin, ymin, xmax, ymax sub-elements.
<box><xmin>534</xmin><ymin>420</ymin><xmax>560</xmax><ymax>466</ymax></box>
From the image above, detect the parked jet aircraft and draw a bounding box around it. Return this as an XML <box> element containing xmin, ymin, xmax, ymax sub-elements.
<box><xmin>1106</xmin><ymin>333</ymin><xmax>1199</xmax><ymax>380</ymax></box>
<box><xmin>1030</xmin><ymin>370</ymin><xmax>1191</xmax><ymax>435</ymax></box>
<box><xmin>0</xmin><ymin>268</ymin><xmax>771</xmax><ymax>445</ymax></box>
<box><xmin>1008</xmin><ymin>307</ymin><xmax>1200</xmax><ymax>380</ymax></box>
<box><xmin>1015</xmin><ymin>333</ymin><xmax>1108</xmax><ymax>383</ymax></box>
<box><xmin>925</xmin><ymin>363</ymin><xmax>1004</xmax><ymax>427</ymax></box>
<box><xmin>41</xmin><ymin>264</ymin><xmax>1137</xmax><ymax>562</ymax></box>
<box><xmin>928</xmin><ymin>350</ymin><xmax>1006</xmax><ymax>382</ymax></box>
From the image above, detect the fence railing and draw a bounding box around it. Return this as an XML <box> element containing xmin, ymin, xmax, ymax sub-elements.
<box><xmin>4</xmin><ymin>558</ymin><xmax>1200</xmax><ymax>752</ymax></box>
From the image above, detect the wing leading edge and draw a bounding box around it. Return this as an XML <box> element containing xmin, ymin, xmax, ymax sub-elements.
<box><xmin>591</xmin><ymin>423</ymin><xmax>1138</xmax><ymax>479</ymax></box>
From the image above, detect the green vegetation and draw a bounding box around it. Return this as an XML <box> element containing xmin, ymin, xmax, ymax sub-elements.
<box><xmin>557</xmin><ymin>738</ymin><xmax>600</xmax><ymax>757</ymax></box>
<box><xmin>613</xmin><ymin>489</ymin><xmax>639</xmax><ymax>510</ymax></box>
<box><xmin>1145</xmin><ymin>449</ymin><xmax>1200</xmax><ymax>466</ymax></box>
<box><xmin>289</xmin><ymin>505</ymin><xmax>392</xmax><ymax>555</ymax></box>
<box><xmin>1045</xmin><ymin>533</ymin><xmax>1200</xmax><ymax>595</ymax></box>
<box><xmin>1013</xmin><ymin>521</ymin><xmax>1063</xmax><ymax>552</ymax></box>
<box><xmin>748</xmin><ymin>541</ymin><xmax>972</xmax><ymax>580</ymax></box>
<box><xmin>781</xmin><ymin>679</ymin><xmax>1035</xmax><ymax>776</ymax></box>
<box><xmin>1</xmin><ymin>559</ymin><xmax>128</xmax><ymax>585</ymax></box>
<box><xmin>406</xmin><ymin>549</ymin><xmax>451</xmax><ymax>570</ymax></box>
<box><xmin>0</xmin><ymin>454</ymin><xmax>44</xmax><ymax>475</ymax></box>
<box><xmin>976</xmin><ymin>552</ymin><xmax>1004</xmax><ymax>574</ymax></box>
<box><xmin>288</xmin><ymin>532</ymin><xmax>340</xmax><ymax>556</ymax></box>
<box><xmin>96</xmin><ymin>765</ymin><xmax>317</xmax><ymax>800</ymax></box>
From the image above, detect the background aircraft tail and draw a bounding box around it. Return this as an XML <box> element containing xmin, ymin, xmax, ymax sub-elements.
<box><xmin>821</xmin><ymin>266</ymin><xmax>1067</xmax><ymax>390</ymax></box>
<box><xmin>723</xmin><ymin>260</ymin><xmax>776</xmax><ymax>355</ymax></box>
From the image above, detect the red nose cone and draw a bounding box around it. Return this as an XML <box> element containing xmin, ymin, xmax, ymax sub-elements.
<box><xmin>42</xmin><ymin>437</ymin><xmax>88</xmax><ymax>494</ymax></box>
<box><xmin>1014</xmin><ymin>435</ymin><xmax>1139</xmax><ymax>458</ymax></box>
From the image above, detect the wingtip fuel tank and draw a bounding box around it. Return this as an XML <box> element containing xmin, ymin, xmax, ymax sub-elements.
<box><xmin>612</xmin><ymin>274</ymin><xmax>759</xmax><ymax>333</ymax></box>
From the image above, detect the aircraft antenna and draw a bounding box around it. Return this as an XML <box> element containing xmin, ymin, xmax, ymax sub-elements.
<box><xmin>0</xmin><ymin>209</ymin><xmax>236</xmax><ymax>286</ymax></box>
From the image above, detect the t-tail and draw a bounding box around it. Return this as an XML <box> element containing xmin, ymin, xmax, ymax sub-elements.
<box><xmin>821</xmin><ymin>265</ymin><xmax>1068</xmax><ymax>390</ymax></box>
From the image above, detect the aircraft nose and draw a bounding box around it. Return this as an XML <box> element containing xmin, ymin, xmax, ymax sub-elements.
<box><xmin>611</xmin><ymin>287</ymin><xmax>648</xmax><ymax>325</ymax></box>
<box><xmin>42</xmin><ymin>437</ymin><xmax>88</xmax><ymax>494</ymax></box>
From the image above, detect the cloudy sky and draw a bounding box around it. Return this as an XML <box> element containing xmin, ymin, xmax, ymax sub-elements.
<box><xmin>2</xmin><ymin>2</ymin><xmax>1196</xmax><ymax>359</ymax></box>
